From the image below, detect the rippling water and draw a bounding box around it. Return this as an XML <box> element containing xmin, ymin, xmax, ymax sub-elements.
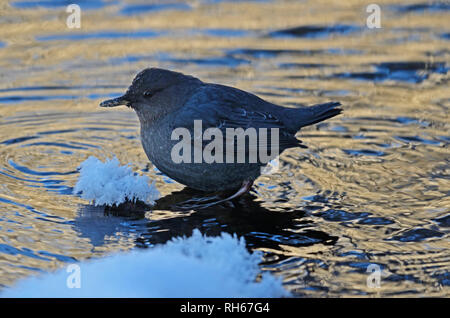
<box><xmin>0</xmin><ymin>0</ymin><xmax>448</xmax><ymax>297</ymax></box>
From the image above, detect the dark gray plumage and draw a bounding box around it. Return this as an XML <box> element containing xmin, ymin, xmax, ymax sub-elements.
<box><xmin>100</xmin><ymin>68</ymin><xmax>342</xmax><ymax>192</ymax></box>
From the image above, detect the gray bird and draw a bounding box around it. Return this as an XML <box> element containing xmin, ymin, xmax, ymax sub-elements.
<box><xmin>100</xmin><ymin>68</ymin><xmax>342</xmax><ymax>200</ymax></box>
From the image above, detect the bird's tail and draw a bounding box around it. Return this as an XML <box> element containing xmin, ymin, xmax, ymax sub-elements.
<box><xmin>285</xmin><ymin>102</ymin><xmax>342</xmax><ymax>131</ymax></box>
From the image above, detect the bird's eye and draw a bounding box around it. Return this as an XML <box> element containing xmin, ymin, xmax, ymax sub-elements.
<box><xmin>143</xmin><ymin>88</ymin><xmax>164</xmax><ymax>98</ymax></box>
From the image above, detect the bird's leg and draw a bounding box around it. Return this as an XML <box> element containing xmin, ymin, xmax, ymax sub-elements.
<box><xmin>220</xmin><ymin>180</ymin><xmax>254</xmax><ymax>202</ymax></box>
<box><xmin>175</xmin><ymin>180</ymin><xmax>253</xmax><ymax>210</ymax></box>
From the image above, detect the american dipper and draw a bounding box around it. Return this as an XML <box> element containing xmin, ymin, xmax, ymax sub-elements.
<box><xmin>100</xmin><ymin>68</ymin><xmax>342</xmax><ymax>198</ymax></box>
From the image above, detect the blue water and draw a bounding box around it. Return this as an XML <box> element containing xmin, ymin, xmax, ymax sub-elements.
<box><xmin>0</xmin><ymin>0</ymin><xmax>448</xmax><ymax>297</ymax></box>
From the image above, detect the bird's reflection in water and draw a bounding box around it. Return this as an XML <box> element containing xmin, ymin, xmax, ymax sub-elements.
<box><xmin>74</xmin><ymin>204</ymin><xmax>147</xmax><ymax>247</ymax></box>
<box><xmin>74</xmin><ymin>188</ymin><xmax>338</xmax><ymax>263</ymax></box>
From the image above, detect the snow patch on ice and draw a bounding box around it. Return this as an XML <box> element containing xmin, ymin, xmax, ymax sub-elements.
<box><xmin>73</xmin><ymin>156</ymin><xmax>159</xmax><ymax>206</ymax></box>
<box><xmin>1</xmin><ymin>230</ymin><xmax>289</xmax><ymax>298</ymax></box>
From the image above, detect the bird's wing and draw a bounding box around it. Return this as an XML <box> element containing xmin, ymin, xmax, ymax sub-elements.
<box><xmin>172</xmin><ymin>85</ymin><xmax>305</xmax><ymax>151</ymax></box>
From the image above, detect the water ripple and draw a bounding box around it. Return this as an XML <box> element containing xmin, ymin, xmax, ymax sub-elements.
<box><xmin>0</xmin><ymin>0</ymin><xmax>448</xmax><ymax>297</ymax></box>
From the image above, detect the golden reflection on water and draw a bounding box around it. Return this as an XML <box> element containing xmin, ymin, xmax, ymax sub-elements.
<box><xmin>0</xmin><ymin>0</ymin><xmax>448</xmax><ymax>296</ymax></box>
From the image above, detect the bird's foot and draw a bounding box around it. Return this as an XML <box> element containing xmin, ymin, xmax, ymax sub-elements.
<box><xmin>174</xmin><ymin>180</ymin><xmax>253</xmax><ymax>211</ymax></box>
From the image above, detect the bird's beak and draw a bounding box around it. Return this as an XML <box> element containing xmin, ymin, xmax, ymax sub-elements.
<box><xmin>99</xmin><ymin>95</ymin><xmax>131</xmax><ymax>108</ymax></box>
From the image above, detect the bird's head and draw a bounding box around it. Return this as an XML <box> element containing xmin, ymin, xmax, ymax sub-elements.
<box><xmin>99</xmin><ymin>68</ymin><xmax>198</xmax><ymax>110</ymax></box>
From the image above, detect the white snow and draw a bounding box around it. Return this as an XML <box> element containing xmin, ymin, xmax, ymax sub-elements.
<box><xmin>1</xmin><ymin>230</ymin><xmax>289</xmax><ymax>298</ymax></box>
<box><xmin>73</xmin><ymin>156</ymin><xmax>159</xmax><ymax>206</ymax></box>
